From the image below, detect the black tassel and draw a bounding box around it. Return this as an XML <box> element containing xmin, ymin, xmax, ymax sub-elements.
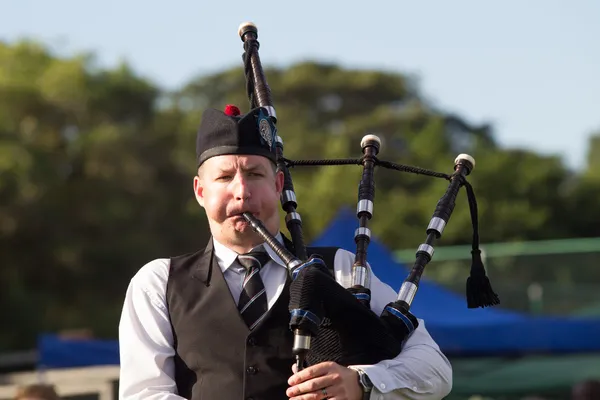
<box><xmin>467</xmin><ymin>248</ymin><xmax>500</xmax><ymax>308</ymax></box>
<box><xmin>463</xmin><ymin>181</ymin><xmax>500</xmax><ymax>308</ymax></box>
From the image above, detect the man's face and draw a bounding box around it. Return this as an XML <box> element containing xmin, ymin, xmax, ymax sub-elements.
<box><xmin>193</xmin><ymin>154</ymin><xmax>283</xmax><ymax>249</ymax></box>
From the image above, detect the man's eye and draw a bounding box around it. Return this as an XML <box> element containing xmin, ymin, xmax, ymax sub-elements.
<box><xmin>217</xmin><ymin>176</ymin><xmax>231</xmax><ymax>180</ymax></box>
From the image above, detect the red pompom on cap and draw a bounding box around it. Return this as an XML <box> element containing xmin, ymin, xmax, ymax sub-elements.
<box><xmin>224</xmin><ymin>104</ymin><xmax>241</xmax><ymax>116</ymax></box>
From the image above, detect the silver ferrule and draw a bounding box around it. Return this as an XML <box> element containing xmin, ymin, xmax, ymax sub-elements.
<box><xmin>351</xmin><ymin>265</ymin><xmax>369</xmax><ymax>287</ymax></box>
<box><xmin>276</xmin><ymin>135</ymin><xmax>283</xmax><ymax>146</ymax></box>
<box><xmin>293</xmin><ymin>333</ymin><xmax>311</xmax><ymax>351</ymax></box>
<box><xmin>263</xmin><ymin>106</ymin><xmax>277</xmax><ymax>120</ymax></box>
<box><xmin>282</xmin><ymin>190</ymin><xmax>297</xmax><ymax>204</ymax></box>
<box><xmin>397</xmin><ymin>282</ymin><xmax>418</xmax><ymax>305</ymax></box>
<box><xmin>356</xmin><ymin>200</ymin><xmax>374</xmax><ymax>217</ymax></box>
<box><xmin>427</xmin><ymin>217</ymin><xmax>446</xmax><ymax>236</ymax></box>
<box><xmin>417</xmin><ymin>243</ymin><xmax>435</xmax><ymax>258</ymax></box>
<box><xmin>354</xmin><ymin>227</ymin><xmax>371</xmax><ymax>239</ymax></box>
<box><xmin>285</xmin><ymin>212</ymin><xmax>302</xmax><ymax>223</ymax></box>
<box><xmin>289</xmin><ymin>259</ymin><xmax>303</xmax><ymax>269</ymax></box>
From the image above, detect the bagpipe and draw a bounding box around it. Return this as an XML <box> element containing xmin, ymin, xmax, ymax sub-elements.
<box><xmin>236</xmin><ymin>22</ymin><xmax>500</xmax><ymax>371</ymax></box>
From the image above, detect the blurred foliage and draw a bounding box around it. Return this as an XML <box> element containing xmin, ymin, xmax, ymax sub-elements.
<box><xmin>1</xmin><ymin>39</ymin><xmax>600</xmax><ymax>351</ymax></box>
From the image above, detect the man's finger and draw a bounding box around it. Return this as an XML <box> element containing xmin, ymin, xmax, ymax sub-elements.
<box><xmin>288</xmin><ymin>362</ymin><xmax>334</xmax><ymax>386</ymax></box>
<box><xmin>286</xmin><ymin>374</ymin><xmax>334</xmax><ymax>398</ymax></box>
<box><xmin>289</xmin><ymin>392</ymin><xmax>337</xmax><ymax>400</ymax></box>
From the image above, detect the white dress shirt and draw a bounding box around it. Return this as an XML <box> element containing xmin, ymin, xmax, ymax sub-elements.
<box><xmin>118</xmin><ymin>233</ymin><xmax>452</xmax><ymax>400</ymax></box>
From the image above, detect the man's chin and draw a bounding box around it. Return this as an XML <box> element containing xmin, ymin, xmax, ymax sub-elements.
<box><xmin>230</xmin><ymin>217</ymin><xmax>257</xmax><ymax>234</ymax></box>
<box><xmin>233</xmin><ymin>221</ymin><xmax>252</xmax><ymax>233</ymax></box>
<box><xmin>230</xmin><ymin>214</ymin><xmax>259</xmax><ymax>228</ymax></box>
<box><xmin>225</xmin><ymin>214</ymin><xmax>275</xmax><ymax>238</ymax></box>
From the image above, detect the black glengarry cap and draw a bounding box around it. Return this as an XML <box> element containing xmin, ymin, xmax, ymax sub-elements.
<box><xmin>196</xmin><ymin>105</ymin><xmax>277</xmax><ymax>167</ymax></box>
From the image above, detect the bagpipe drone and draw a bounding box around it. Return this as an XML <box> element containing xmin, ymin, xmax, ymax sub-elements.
<box><xmin>236</xmin><ymin>22</ymin><xmax>500</xmax><ymax>371</ymax></box>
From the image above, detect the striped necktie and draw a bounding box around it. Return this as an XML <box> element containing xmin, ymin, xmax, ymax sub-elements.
<box><xmin>237</xmin><ymin>251</ymin><xmax>271</xmax><ymax>330</ymax></box>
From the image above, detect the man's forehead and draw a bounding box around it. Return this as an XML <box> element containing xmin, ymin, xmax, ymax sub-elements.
<box><xmin>207</xmin><ymin>155</ymin><xmax>269</xmax><ymax>170</ymax></box>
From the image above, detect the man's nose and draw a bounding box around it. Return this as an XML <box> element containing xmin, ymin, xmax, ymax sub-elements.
<box><xmin>233</xmin><ymin>175</ymin><xmax>251</xmax><ymax>200</ymax></box>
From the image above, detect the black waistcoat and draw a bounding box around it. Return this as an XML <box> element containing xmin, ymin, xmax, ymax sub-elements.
<box><xmin>165</xmin><ymin>237</ymin><xmax>338</xmax><ymax>400</ymax></box>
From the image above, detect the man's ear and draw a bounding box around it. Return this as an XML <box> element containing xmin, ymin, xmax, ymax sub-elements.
<box><xmin>193</xmin><ymin>176</ymin><xmax>205</xmax><ymax>207</ymax></box>
<box><xmin>275</xmin><ymin>169</ymin><xmax>284</xmax><ymax>195</ymax></box>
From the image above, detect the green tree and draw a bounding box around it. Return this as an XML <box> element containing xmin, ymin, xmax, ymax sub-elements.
<box><xmin>562</xmin><ymin>132</ymin><xmax>600</xmax><ymax>238</ymax></box>
<box><xmin>0</xmin><ymin>40</ymin><xmax>207</xmax><ymax>350</ymax></box>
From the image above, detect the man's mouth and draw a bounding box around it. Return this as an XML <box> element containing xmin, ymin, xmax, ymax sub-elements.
<box><xmin>229</xmin><ymin>212</ymin><xmax>258</xmax><ymax>219</ymax></box>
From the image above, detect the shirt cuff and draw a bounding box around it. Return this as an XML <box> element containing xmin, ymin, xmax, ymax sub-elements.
<box><xmin>349</xmin><ymin>364</ymin><xmax>440</xmax><ymax>398</ymax></box>
<box><xmin>348</xmin><ymin>364</ymin><xmax>394</xmax><ymax>394</ymax></box>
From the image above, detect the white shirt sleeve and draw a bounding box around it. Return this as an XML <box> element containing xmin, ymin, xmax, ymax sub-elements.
<box><xmin>118</xmin><ymin>258</ymin><xmax>184</xmax><ymax>400</ymax></box>
<box><xmin>333</xmin><ymin>249</ymin><xmax>453</xmax><ymax>400</ymax></box>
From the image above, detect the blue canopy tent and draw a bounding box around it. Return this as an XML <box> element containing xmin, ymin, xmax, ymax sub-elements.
<box><xmin>37</xmin><ymin>207</ymin><xmax>600</xmax><ymax>368</ymax></box>
<box><xmin>38</xmin><ymin>333</ymin><xmax>120</xmax><ymax>368</ymax></box>
<box><xmin>310</xmin><ymin>207</ymin><xmax>600</xmax><ymax>357</ymax></box>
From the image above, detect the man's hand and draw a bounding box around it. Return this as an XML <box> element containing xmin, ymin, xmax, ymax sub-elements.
<box><xmin>286</xmin><ymin>361</ymin><xmax>363</xmax><ymax>400</ymax></box>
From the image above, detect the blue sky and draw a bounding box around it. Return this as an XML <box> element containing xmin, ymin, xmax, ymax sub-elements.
<box><xmin>2</xmin><ymin>0</ymin><xmax>598</xmax><ymax>171</ymax></box>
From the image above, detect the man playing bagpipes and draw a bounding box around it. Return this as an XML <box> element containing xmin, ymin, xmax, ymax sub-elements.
<box><xmin>118</xmin><ymin>21</ymin><xmax>500</xmax><ymax>400</ymax></box>
<box><xmin>117</xmin><ymin>103</ymin><xmax>453</xmax><ymax>400</ymax></box>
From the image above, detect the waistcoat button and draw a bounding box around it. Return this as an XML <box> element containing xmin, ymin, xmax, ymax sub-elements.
<box><xmin>246</xmin><ymin>366</ymin><xmax>258</xmax><ymax>374</ymax></box>
<box><xmin>248</xmin><ymin>337</ymin><xmax>257</xmax><ymax>346</ymax></box>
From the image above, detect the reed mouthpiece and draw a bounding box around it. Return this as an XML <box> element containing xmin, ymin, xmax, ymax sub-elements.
<box><xmin>238</xmin><ymin>22</ymin><xmax>258</xmax><ymax>40</ymax></box>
